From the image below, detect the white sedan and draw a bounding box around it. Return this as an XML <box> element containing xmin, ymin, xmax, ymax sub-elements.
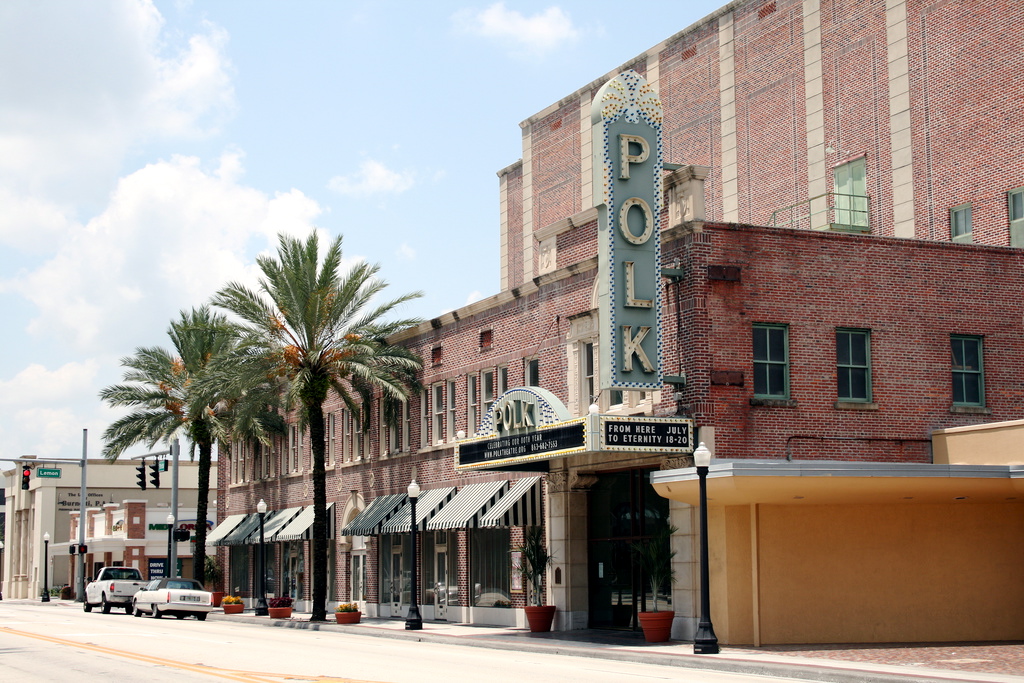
<box><xmin>132</xmin><ymin>578</ymin><xmax>213</xmax><ymax>620</ymax></box>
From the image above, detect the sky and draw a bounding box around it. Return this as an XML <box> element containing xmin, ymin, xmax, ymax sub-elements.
<box><xmin>0</xmin><ymin>0</ymin><xmax>723</xmax><ymax>464</ymax></box>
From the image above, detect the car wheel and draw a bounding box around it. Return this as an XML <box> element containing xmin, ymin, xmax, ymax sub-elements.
<box><xmin>101</xmin><ymin>596</ymin><xmax>111</xmax><ymax>614</ymax></box>
<box><xmin>125</xmin><ymin>603</ymin><xmax>133</xmax><ymax>616</ymax></box>
<box><xmin>151</xmin><ymin>606</ymin><xmax>162</xmax><ymax>619</ymax></box>
<box><xmin>133</xmin><ymin>602</ymin><xmax>142</xmax><ymax>617</ymax></box>
<box><xmin>83</xmin><ymin>601</ymin><xmax>92</xmax><ymax>612</ymax></box>
<box><xmin>196</xmin><ymin>613</ymin><xmax>207</xmax><ymax>621</ymax></box>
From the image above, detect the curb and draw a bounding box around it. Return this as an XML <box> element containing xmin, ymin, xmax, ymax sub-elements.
<box><xmin>207</xmin><ymin>613</ymin><xmax>1013</xmax><ymax>683</ymax></box>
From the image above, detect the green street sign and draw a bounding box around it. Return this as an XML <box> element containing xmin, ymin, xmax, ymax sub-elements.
<box><xmin>37</xmin><ymin>468</ymin><xmax>61</xmax><ymax>478</ymax></box>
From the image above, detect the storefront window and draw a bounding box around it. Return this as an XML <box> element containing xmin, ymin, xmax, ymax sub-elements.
<box><xmin>229</xmin><ymin>545</ymin><xmax>249</xmax><ymax>596</ymax></box>
<box><xmin>470</xmin><ymin>528</ymin><xmax>510</xmax><ymax>607</ymax></box>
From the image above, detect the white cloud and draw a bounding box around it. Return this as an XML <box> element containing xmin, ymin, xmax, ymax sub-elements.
<box><xmin>397</xmin><ymin>243</ymin><xmax>416</xmax><ymax>260</ymax></box>
<box><xmin>464</xmin><ymin>290</ymin><xmax>484</xmax><ymax>306</ymax></box>
<box><xmin>0</xmin><ymin>1</ymin><xmax>235</xmax><ymax>206</ymax></box>
<box><xmin>452</xmin><ymin>2</ymin><xmax>581</xmax><ymax>58</ymax></box>
<box><xmin>6</xmin><ymin>153</ymin><xmax>322</xmax><ymax>352</ymax></box>
<box><xmin>327</xmin><ymin>160</ymin><xmax>416</xmax><ymax>196</ymax></box>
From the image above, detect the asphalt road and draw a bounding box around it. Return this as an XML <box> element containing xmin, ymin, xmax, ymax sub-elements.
<box><xmin>0</xmin><ymin>600</ymin><xmax>807</xmax><ymax>683</ymax></box>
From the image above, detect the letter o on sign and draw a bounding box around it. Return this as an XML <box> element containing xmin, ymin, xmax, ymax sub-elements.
<box><xmin>619</xmin><ymin>197</ymin><xmax>654</xmax><ymax>245</ymax></box>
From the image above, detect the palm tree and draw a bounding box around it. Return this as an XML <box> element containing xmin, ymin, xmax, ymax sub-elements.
<box><xmin>212</xmin><ymin>231</ymin><xmax>422</xmax><ymax>621</ymax></box>
<box><xmin>100</xmin><ymin>306</ymin><xmax>242</xmax><ymax>585</ymax></box>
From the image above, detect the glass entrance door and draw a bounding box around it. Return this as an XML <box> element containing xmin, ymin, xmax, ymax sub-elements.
<box><xmin>390</xmin><ymin>544</ymin><xmax>403</xmax><ymax>613</ymax></box>
<box><xmin>587</xmin><ymin>469</ymin><xmax>670</xmax><ymax>630</ymax></box>
<box><xmin>434</xmin><ymin>548</ymin><xmax>448</xmax><ymax>620</ymax></box>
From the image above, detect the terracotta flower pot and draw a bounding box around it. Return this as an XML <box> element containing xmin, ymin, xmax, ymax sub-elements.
<box><xmin>637</xmin><ymin>610</ymin><xmax>675</xmax><ymax>643</ymax></box>
<box><xmin>335</xmin><ymin>611</ymin><xmax>361</xmax><ymax>624</ymax></box>
<box><xmin>211</xmin><ymin>592</ymin><xmax>225</xmax><ymax>607</ymax></box>
<box><xmin>222</xmin><ymin>603</ymin><xmax>244</xmax><ymax>614</ymax></box>
<box><xmin>268</xmin><ymin>606</ymin><xmax>293</xmax><ymax>619</ymax></box>
<box><xmin>524</xmin><ymin>605</ymin><xmax>556</xmax><ymax>633</ymax></box>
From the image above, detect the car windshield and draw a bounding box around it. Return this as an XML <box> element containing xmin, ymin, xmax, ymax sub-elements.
<box><xmin>166</xmin><ymin>580</ymin><xmax>201</xmax><ymax>590</ymax></box>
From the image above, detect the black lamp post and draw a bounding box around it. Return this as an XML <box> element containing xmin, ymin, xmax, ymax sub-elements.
<box><xmin>41</xmin><ymin>533</ymin><xmax>50</xmax><ymax>602</ymax></box>
<box><xmin>255</xmin><ymin>499</ymin><xmax>269</xmax><ymax>616</ymax></box>
<box><xmin>405</xmin><ymin>480</ymin><xmax>422</xmax><ymax>630</ymax></box>
<box><xmin>693</xmin><ymin>442</ymin><xmax>719</xmax><ymax>654</ymax></box>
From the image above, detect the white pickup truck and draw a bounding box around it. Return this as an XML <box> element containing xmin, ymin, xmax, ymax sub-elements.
<box><xmin>84</xmin><ymin>566</ymin><xmax>147</xmax><ymax>614</ymax></box>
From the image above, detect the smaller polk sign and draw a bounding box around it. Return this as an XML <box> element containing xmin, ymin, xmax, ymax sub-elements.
<box><xmin>593</xmin><ymin>70</ymin><xmax>664</xmax><ymax>391</ymax></box>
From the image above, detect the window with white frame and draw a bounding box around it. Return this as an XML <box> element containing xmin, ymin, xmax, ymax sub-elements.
<box><xmin>467</xmin><ymin>374</ymin><xmax>478</xmax><ymax>435</ymax></box>
<box><xmin>343</xmin><ymin>409</ymin><xmax>352</xmax><ymax>462</ymax></box>
<box><xmin>402</xmin><ymin>399</ymin><xmax>411</xmax><ymax>452</ymax></box>
<box><xmin>582</xmin><ymin>342</ymin><xmax>596</xmax><ymax>407</ymax></box>
<box><xmin>328</xmin><ymin>412</ymin><xmax>336</xmax><ymax>466</ymax></box>
<box><xmin>482</xmin><ymin>370</ymin><xmax>495</xmax><ymax>415</ymax></box>
<box><xmin>420</xmin><ymin>389</ymin><xmax>430</xmax><ymax>448</ymax></box>
<box><xmin>951</xmin><ymin>203</ymin><xmax>972</xmax><ymax>243</ymax></box>
<box><xmin>432</xmin><ymin>383</ymin><xmax>445</xmax><ymax>445</ymax></box>
<box><xmin>447</xmin><ymin>380</ymin><xmax>457</xmax><ymax>442</ymax></box>
<box><xmin>289</xmin><ymin>425</ymin><xmax>299</xmax><ymax>473</ymax></box>
<box><xmin>353</xmin><ymin>410</ymin><xmax>363</xmax><ymax>460</ymax></box>
<box><xmin>525</xmin><ymin>358</ymin><xmax>540</xmax><ymax>386</ymax></box>
<box><xmin>1008</xmin><ymin>187</ymin><xmax>1024</xmax><ymax>247</ymax></box>
<box><xmin>498</xmin><ymin>366</ymin><xmax>507</xmax><ymax>396</ymax></box>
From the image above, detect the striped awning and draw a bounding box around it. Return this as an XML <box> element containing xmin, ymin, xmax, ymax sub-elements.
<box><xmin>426</xmin><ymin>480</ymin><xmax>509</xmax><ymax>530</ymax></box>
<box><xmin>340</xmin><ymin>493</ymin><xmax>406</xmax><ymax>536</ymax></box>
<box><xmin>380</xmin><ymin>487</ymin><xmax>457</xmax><ymax>534</ymax></box>
<box><xmin>258</xmin><ymin>507</ymin><xmax>304</xmax><ymax>542</ymax></box>
<box><xmin>205</xmin><ymin>514</ymin><xmax>248</xmax><ymax>546</ymax></box>
<box><xmin>480</xmin><ymin>476</ymin><xmax>543</xmax><ymax>528</ymax></box>
<box><xmin>277</xmin><ymin>502</ymin><xmax>335</xmax><ymax>541</ymax></box>
<box><xmin>217</xmin><ymin>513</ymin><xmax>262</xmax><ymax>546</ymax></box>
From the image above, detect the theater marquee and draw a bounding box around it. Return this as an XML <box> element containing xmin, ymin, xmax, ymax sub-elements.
<box><xmin>456</xmin><ymin>388</ymin><xmax>695</xmax><ymax>472</ymax></box>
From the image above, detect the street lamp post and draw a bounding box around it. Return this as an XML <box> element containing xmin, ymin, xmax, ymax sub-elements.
<box><xmin>255</xmin><ymin>499</ymin><xmax>269</xmax><ymax>616</ymax></box>
<box><xmin>41</xmin><ymin>533</ymin><xmax>50</xmax><ymax>602</ymax></box>
<box><xmin>692</xmin><ymin>442</ymin><xmax>719</xmax><ymax>654</ymax></box>
<box><xmin>166</xmin><ymin>514</ymin><xmax>175</xmax><ymax>578</ymax></box>
<box><xmin>405</xmin><ymin>480</ymin><xmax>422</xmax><ymax>631</ymax></box>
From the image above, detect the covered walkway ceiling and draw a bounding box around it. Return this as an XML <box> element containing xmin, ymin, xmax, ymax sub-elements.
<box><xmin>651</xmin><ymin>461</ymin><xmax>1024</xmax><ymax>506</ymax></box>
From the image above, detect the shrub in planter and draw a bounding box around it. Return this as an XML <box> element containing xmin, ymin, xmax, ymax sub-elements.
<box><xmin>221</xmin><ymin>595</ymin><xmax>244</xmax><ymax>614</ymax></box>
<box><xmin>631</xmin><ymin>524</ymin><xmax>677</xmax><ymax>642</ymax></box>
<box><xmin>335</xmin><ymin>602</ymin><xmax>361</xmax><ymax>624</ymax></box>
<box><xmin>515</xmin><ymin>525</ymin><xmax>556</xmax><ymax>632</ymax></box>
<box><xmin>268</xmin><ymin>595</ymin><xmax>293</xmax><ymax>618</ymax></box>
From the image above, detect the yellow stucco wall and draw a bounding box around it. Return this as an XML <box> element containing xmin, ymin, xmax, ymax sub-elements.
<box><xmin>723</xmin><ymin>502</ymin><xmax>1024</xmax><ymax>644</ymax></box>
<box><xmin>933</xmin><ymin>420</ymin><xmax>1024</xmax><ymax>465</ymax></box>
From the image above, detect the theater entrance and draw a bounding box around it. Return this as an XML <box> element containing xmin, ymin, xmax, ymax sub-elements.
<box><xmin>587</xmin><ymin>469</ymin><xmax>671</xmax><ymax>630</ymax></box>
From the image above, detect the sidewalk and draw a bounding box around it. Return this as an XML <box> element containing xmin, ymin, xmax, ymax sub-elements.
<box><xmin>210</xmin><ymin>608</ymin><xmax>1024</xmax><ymax>683</ymax></box>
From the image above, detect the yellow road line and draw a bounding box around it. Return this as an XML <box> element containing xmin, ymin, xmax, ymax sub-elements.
<box><xmin>0</xmin><ymin>626</ymin><xmax>383</xmax><ymax>683</ymax></box>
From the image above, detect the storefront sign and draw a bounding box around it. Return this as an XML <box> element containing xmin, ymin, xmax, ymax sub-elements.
<box><xmin>592</xmin><ymin>70</ymin><xmax>664</xmax><ymax>391</ymax></box>
<box><xmin>456</xmin><ymin>420</ymin><xmax>586</xmax><ymax>471</ymax></box>
<box><xmin>600</xmin><ymin>417</ymin><xmax>694</xmax><ymax>453</ymax></box>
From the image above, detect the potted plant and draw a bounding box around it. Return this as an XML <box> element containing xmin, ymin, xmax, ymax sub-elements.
<box><xmin>334</xmin><ymin>602</ymin><xmax>361</xmax><ymax>624</ymax></box>
<box><xmin>631</xmin><ymin>524</ymin><xmax>677</xmax><ymax>642</ymax></box>
<box><xmin>268</xmin><ymin>595</ymin><xmax>293</xmax><ymax>619</ymax></box>
<box><xmin>221</xmin><ymin>595</ymin><xmax>244</xmax><ymax>614</ymax></box>
<box><xmin>205</xmin><ymin>555</ymin><xmax>225</xmax><ymax>607</ymax></box>
<box><xmin>515</xmin><ymin>525</ymin><xmax>555</xmax><ymax>632</ymax></box>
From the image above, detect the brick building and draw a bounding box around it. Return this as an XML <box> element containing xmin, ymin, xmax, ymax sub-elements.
<box><xmin>215</xmin><ymin>0</ymin><xmax>1024</xmax><ymax>643</ymax></box>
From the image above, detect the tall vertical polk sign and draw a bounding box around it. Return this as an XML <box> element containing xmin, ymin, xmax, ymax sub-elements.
<box><xmin>593</xmin><ymin>70</ymin><xmax>664</xmax><ymax>391</ymax></box>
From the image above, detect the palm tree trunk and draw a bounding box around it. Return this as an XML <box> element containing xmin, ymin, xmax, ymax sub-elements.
<box><xmin>193</xmin><ymin>425</ymin><xmax>213</xmax><ymax>586</ymax></box>
<box><xmin>308</xmin><ymin>400</ymin><xmax>328</xmax><ymax>621</ymax></box>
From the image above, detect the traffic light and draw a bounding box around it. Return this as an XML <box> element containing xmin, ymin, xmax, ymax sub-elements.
<box><xmin>173</xmin><ymin>528</ymin><xmax>191</xmax><ymax>542</ymax></box>
<box><xmin>21</xmin><ymin>466</ymin><xmax>31</xmax><ymax>490</ymax></box>
<box><xmin>148</xmin><ymin>462</ymin><xmax>160</xmax><ymax>488</ymax></box>
<box><xmin>135</xmin><ymin>463</ymin><xmax>146</xmax><ymax>490</ymax></box>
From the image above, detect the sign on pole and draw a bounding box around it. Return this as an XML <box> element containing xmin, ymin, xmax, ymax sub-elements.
<box><xmin>36</xmin><ymin>467</ymin><xmax>62</xmax><ymax>478</ymax></box>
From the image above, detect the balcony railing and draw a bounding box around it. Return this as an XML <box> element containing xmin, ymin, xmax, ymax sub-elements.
<box><xmin>770</xmin><ymin>192</ymin><xmax>871</xmax><ymax>232</ymax></box>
